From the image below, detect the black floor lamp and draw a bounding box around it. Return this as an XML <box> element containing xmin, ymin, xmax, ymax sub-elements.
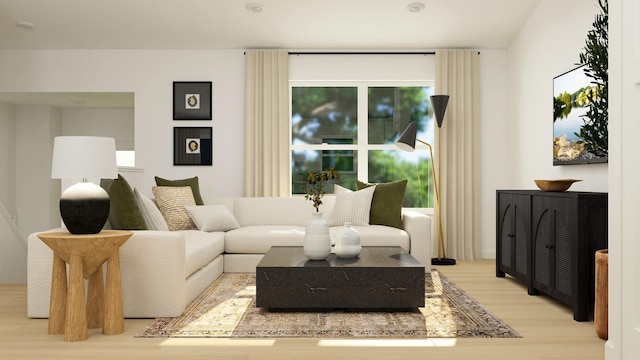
<box><xmin>396</xmin><ymin>95</ymin><xmax>456</xmax><ymax>266</ymax></box>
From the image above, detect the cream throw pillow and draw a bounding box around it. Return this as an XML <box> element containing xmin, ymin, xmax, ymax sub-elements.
<box><xmin>133</xmin><ymin>188</ymin><xmax>169</xmax><ymax>231</ymax></box>
<box><xmin>152</xmin><ymin>186</ymin><xmax>196</xmax><ymax>231</ymax></box>
<box><xmin>184</xmin><ymin>205</ymin><xmax>240</xmax><ymax>232</ymax></box>
<box><xmin>328</xmin><ymin>185</ymin><xmax>376</xmax><ymax>226</ymax></box>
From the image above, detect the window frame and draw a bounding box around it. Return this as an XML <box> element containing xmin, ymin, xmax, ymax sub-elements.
<box><xmin>290</xmin><ymin>80</ymin><xmax>435</xmax><ymax>211</ymax></box>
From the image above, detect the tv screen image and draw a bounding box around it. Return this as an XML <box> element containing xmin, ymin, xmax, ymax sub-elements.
<box><xmin>552</xmin><ymin>65</ymin><xmax>608</xmax><ymax>165</ymax></box>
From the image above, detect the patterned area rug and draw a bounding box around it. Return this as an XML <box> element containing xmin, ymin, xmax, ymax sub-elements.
<box><xmin>136</xmin><ymin>271</ymin><xmax>520</xmax><ymax>338</ymax></box>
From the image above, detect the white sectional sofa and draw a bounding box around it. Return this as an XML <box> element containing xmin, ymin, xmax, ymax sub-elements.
<box><xmin>27</xmin><ymin>195</ymin><xmax>431</xmax><ymax>319</ymax></box>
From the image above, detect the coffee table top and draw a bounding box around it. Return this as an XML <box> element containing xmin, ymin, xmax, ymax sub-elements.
<box><xmin>257</xmin><ymin>246</ymin><xmax>424</xmax><ymax>269</ymax></box>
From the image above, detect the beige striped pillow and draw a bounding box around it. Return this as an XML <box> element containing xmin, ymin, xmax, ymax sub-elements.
<box><xmin>152</xmin><ymin>186</ymin><xmax>196</xmax><ymax>231</ymax></box>
<box><xmin>328</xmin><ymin>185</ymin><xmax>375</xmax><ymax>226</ymax></box>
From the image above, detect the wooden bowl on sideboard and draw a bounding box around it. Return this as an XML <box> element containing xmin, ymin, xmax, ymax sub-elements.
<box><xmin>534</xmin><ymin>179</ymin><xmax>582</xmax><ymax>192</ymax></box>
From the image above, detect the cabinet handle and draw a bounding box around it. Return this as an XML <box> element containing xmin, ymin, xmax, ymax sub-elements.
<box><xmin>507</xmin><ymin>234</ymin><xmax>515</xmax><ymax>238</ymax></box>
<box><xmin>544</xmin><ymin>244</ymin><xmax>555</xmax><ymax>250</ymax></box>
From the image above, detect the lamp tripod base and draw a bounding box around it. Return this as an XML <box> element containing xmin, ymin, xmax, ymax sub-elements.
<box><xmin>431</xmin><ymin>257</ymin><xmax>457</xmax><ymax>266</ymax></box>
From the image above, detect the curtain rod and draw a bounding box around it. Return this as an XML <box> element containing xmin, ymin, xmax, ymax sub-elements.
<box><xmin>288</xmin><ymin>51</ymin><xmax>435</xmax><ymax>55</ymax></box>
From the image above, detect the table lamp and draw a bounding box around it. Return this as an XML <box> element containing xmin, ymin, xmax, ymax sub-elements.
<box><xmin>51</xmin><ymin>136</ymin><xmax>117</xmax><ymax>234</ymax></box>
<box><xmin>396</xmin><ymin>95</ymin><xmax>455</xmax><ymax>265</ymax></box>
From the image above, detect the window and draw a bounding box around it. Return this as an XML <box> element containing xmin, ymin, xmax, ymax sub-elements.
<box><xmin>116</xmin><ymin>150</ymin><xmax>135</xmax><ymax>167</ymax></box>
<box><xmin>291</xmin><ymin>82</ymin><xmax>436</xmax><ymax>208</ymax></box>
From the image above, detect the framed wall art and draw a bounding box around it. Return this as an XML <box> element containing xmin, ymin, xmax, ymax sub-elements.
<box><xmin>173</xmin><ymin>81</ymin><xmax>212</xmax><ymax>120</ymax></box>
<box><xmin>174</xmin><ymin>127</ymin><xmax>212</xmax><ymax>165</ymax></box>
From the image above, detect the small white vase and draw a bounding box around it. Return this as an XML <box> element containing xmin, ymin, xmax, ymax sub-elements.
<box><xmin>335</xmin><ymin>222</ymin><xmax>361</xmax><ymax>258</ymax></box>
<box><xmin>304</xmin><ymin>212</ymin><xmax>331</xmax><ymax>260</ymax></box>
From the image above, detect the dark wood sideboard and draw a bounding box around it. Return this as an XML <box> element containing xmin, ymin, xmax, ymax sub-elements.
<box><xmin>496</xmin><ymin>190</ymin><xmax>608</xmax><ymax>321</ymax></box>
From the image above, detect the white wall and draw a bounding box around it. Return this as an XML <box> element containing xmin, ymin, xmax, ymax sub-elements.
<box><xmin>0</xmin><ymin>49</ymin><xmax>246</xmax><ymax>200</ymax></box>
<box><xmin>507</xmin><ymin>0</ymin><xmax>606</xmax><ymax>192</ymax></box>
<box><xmin>62</xmin><ymin>108</ymin><xmax>135</xmax><ymax>150</ymax></box>
<box><xmin>0</xmin><ymin>102</ymin><xmax>16</xmax><ymax>219</ymax></box>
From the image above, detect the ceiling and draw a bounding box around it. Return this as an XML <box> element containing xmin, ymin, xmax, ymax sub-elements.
<box><xmin>0</xmin><ymin>0</ymin><xmax>540</xmax><ymax>50</ymax></box>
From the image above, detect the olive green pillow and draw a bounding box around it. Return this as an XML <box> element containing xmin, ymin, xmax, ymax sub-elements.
<box><xmin>356</xmin><ymin>179</ymin><xmax>407</xmax><ymax>229</ymax></box>
<box><xmin>154</xmin><ymin>176</ymin><xmax>204</xmax><ymax>205</ymax></box>
<box><xmin>100</xmin><ymin>174</ymin><xmax>148</xmax><ymax>230</ymax></box>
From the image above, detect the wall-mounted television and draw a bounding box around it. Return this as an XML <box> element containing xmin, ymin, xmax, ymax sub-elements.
<box><xmin>553</xmin><ymin>65</ymin><xmax>608</xmax><ymax>165</ymax></box>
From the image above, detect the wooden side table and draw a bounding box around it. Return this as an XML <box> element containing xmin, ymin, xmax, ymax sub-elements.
<box><xmin>37</xmin><ymin>230</ymin><xmax>133</xmax><ymax>342</ymax></box>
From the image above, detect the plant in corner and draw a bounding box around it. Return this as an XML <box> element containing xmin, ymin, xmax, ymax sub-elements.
<box><xmin>576</xmin><ymin>0</ymin><xmax>608</xmax><ymax>157</ymax></box>
<box><xmin>302</xmin><ymin>168</ymin><xmax>340</xmax><ymax>212</ymax></box>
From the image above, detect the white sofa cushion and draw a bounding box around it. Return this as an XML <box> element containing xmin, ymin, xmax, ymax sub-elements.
<box><xmin>134</xmin><ymin>188</ymin><xmax>169</xmax><ymax>231</ymax></box>
<box><xmin>185</xmin><ymin>205</ymin><xmax>240</xmax><ymax>232</ymax></box>
<box><xmin>181</xmin><ymin>229</ymin><xmax>225</xmax><ymax>278</ymax></box>
<box><xmin>225</xmin><ymin>225</ymin><xmax>305</xmax><ymax>253</ymax></box>
<box><xmin>328</xmin><ymin>185</ymin><xmax>376</xmax><ymax>226</ymax></box>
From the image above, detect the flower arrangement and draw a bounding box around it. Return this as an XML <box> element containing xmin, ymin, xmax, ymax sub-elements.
<box><xmin>303</xmin><ymin>167</ymin><xmax>340</xmax><ymax>212</ymax></box>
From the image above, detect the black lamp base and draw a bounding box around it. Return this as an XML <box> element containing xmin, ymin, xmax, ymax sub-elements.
<box><xmin>59</xmin><ymin>182</ymin><xmax>110</xmax><ymax>234</ymax></box>
<box><xmin>431</xmin><ymin>257</ymin><xmax>457</xmax><ymax>266</ymax></box>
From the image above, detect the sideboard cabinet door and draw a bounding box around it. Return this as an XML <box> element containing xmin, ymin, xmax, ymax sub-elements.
<box><xmin>496</xmin><ymin>192</ymin><xmax>530</xmax><ymax>285</ymax></box>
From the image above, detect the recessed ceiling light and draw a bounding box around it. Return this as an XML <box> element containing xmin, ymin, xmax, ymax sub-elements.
<box><xmin>246</xmin><ymin>2</ymin><xmax>263</xmax><ymax>13</ymax></box>
<box><xmin>406</xmin><ymin>2</ymin><xmax>425</xmax><ymax>13</ymax></box>
<box><xmin>16</xmin><ymin>21</ymin><xmax>35</xmax><ymax>31</ymax></box>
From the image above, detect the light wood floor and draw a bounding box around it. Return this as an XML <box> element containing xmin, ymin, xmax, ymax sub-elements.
<box><xmin>0</xmin><ymin>260</ymin><xmax>605</xmax><ymax>360</ymax></box>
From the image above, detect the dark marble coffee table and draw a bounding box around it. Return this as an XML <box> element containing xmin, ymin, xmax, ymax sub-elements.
<box><xmin>255</xmin><ymin>246</ymin><xmax>425</xmax><ymax>309</ymax></box>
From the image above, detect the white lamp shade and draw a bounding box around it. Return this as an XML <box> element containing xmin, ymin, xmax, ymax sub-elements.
<box><xmin>51</xmin><ymin>136</ymin><xmax>117</xmax><ymax>179</ymax></box>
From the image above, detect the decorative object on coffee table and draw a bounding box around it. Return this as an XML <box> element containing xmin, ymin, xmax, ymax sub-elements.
<box><xmin>302</xmin><ymin>168</ymin><xmax>339</xmax><ymax>260</ymax></box>
<box><xmin>534</xmin><ymin>179</ymin><xmax>582</xmax><ymax>192</ymax></box>
<box><xmin>335</xmin><ymin>222</ymin><xmax>361</xmax><ymax>258</ymax></box>
<box><xmin>303</xmin><ymin>211</ymin><xmax>332</xmax><ymax>260</ymax></box>
<box><xmin>397</xmin><ymin>95</ymin><xmax>456</xmax><ymax>266</ymax></box>
<box><xmin>51</xmin><ymin>136</ymin><xmax>118</xmax><ymax>234</ymax></box>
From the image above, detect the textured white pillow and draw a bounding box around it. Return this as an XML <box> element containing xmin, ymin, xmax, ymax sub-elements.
<box><xmin>328</xmin><ymin>185</ymin><xmax>376</xmax><ymax>226</ymax></box>
<box><xmin>184</xmin><ymin>205</ymin><xmax>240</xmax><ymax>232</ymax></box>
<box><xmin>152</xmin><ymin>186</ymin><xmax>196</xmax><ymax>231</ymax></box>
<box><xmin>133</xmin><ymin>188</ymin><xmax>169</xmax><ymax>231</ymax></box>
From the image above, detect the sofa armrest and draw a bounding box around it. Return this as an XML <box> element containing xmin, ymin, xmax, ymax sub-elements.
<box><xmin>402</xmin><ymin>210</ymin><xmax>431</xmax><ymax>273</ymax></box>
<box><xmin>119</xmin><ymin>230</ymin><xmax>187</xmax><ymax>317</ymax></box>
<box><xmin>28</xmin><ymin>229</ymin><xmax>188</xmax><ymax>318</ymax></box>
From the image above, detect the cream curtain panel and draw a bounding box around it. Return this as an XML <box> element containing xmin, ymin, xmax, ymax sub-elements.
<box><xmin>244</xmin><ymin>50</ymin><xmax>290</xmax><ymax>197</ymax></box>
<box><xmin>435</xmin><ymin>50</ymin><xmax>481</xmax><ymax>261</ymax></box>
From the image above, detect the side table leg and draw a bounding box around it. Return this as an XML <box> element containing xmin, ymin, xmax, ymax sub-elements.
<box><xmin>103</xmin><ymin>250</ymin><xmax>124</xmax><ymax>335</ymax></box>
<box><xmin>86</xmin><ymin>265</ymin><xmax>105</xmax><ymax>329</ymax></box>
<box><xmin>48</xmin><ymin>254</ymin><xmax>67</xmax><ymax>335</ymax></box>
<box><xmin>65</xmin><ymin>253</ymin><xmax>88</xmax><ymax>342</ymax></box>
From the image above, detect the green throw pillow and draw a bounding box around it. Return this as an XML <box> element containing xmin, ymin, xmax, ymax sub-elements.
<box><xmin>154</xmin><ymin>176</ymin><xmax>204</xmax><ymax>205</ymax></box>
<box><xmin>100</xmin><ymin>174</ymin><xmax>148</xmax><ymax>230</ymax></box>
<box><xmin>356</xmin><ymin>179</ymin><xmax>407</xmax><ymax>229</ymax></box>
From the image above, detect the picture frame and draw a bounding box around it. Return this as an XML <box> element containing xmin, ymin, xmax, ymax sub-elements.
<box><xmin>173</xmin><ymin>81</ymin><xmax>212</xmax><ymax>120</ymax></box>
<box><xmin>553</xmin><ymin>66</ymin><xmax>608</xmax><ymax>165</ymax></box>
<box><xmin>173</xmin><ymin>127</ymin><xmax>212</xmax><ymax>166</ymax></box>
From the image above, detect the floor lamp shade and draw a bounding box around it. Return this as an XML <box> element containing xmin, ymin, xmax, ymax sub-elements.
<box><xmin>396</xmin><ymin>122</ymin><xmax>418</xmax><ymax>152</ymax></box>
<box><xmin>430</xmin><ymin>95</ymin><xmax>449</xmax><ymax>128</ymax></box>
<box><xmin>51</xmin><ymin>136</ymin><xmax>117</xmax><ymax>234</ymax></box>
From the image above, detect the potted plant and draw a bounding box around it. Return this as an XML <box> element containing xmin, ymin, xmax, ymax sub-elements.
<box><xmin>302</xmin><ymin>167</ymin><xmax>340</xmax><ymax>212</ymax></box>
<box><xmin>576</xmin><ymin>0</ymin><xmax>608</xmax><ymax>157</ymax></box>
<box><xmin>301</xmin><ymin>167</ymin><xmax>339</xmax><ymax>260</ymax></box>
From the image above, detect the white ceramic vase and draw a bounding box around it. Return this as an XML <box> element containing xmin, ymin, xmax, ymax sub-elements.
<box><xmin>304</xmin><ymin>212</ymin><xmax>331</xmax><ymax>260</ymax></box>
<box><xmin>335</xmin><ymin>222</ymin><xmax>361</xmax><ymax>258</ymax></box>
